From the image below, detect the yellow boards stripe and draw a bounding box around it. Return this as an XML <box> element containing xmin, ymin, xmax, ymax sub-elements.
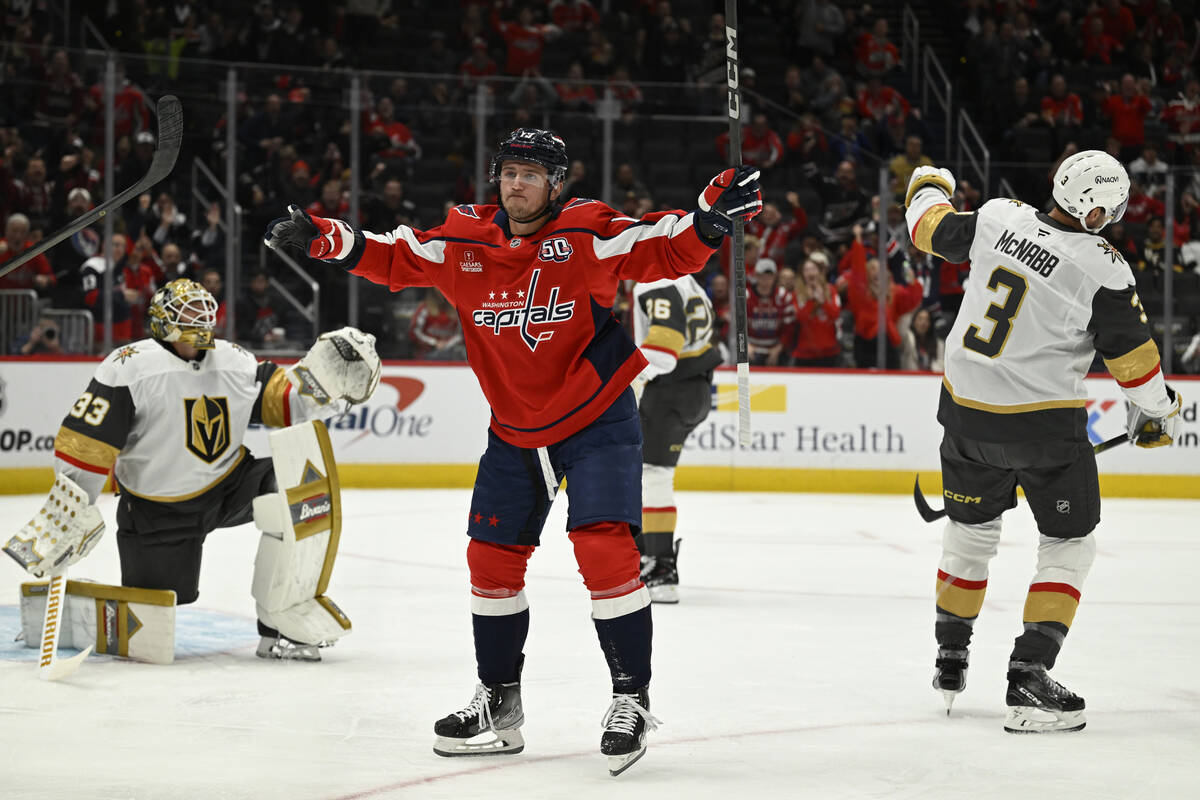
<box><xmin>715</xmin><ymin>384</ymin><xmax>786</xmax><ymax>412</ymax></box>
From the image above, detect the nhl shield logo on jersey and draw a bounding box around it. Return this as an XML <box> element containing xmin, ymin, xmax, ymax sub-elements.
<box><xmin>183</xmin><ymin>395</ymin><xmax>231</xmax><ymax>463</ymax></box>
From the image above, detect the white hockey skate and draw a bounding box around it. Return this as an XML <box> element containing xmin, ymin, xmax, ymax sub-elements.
<box><xmin>256</xmin><ymin>634</ymin><xmax>325</xmax><ymax>662</ymax></box>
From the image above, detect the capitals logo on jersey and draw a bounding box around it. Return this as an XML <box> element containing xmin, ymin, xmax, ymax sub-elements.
<box><xmin>471</xmin><ymin>268</ymin><xmax>575</xmax><ymax>352</ymax></box>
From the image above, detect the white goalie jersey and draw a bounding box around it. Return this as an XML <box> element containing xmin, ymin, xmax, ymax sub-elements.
<box><xmin>907</xmin><ymin>196</ymin><xmax>1173</xmax><ymax>442</ymax></box>
<box><xmin>53</xmin><ymin>339</ymin><xmax>331</xmax><ymax>503</ymax></box>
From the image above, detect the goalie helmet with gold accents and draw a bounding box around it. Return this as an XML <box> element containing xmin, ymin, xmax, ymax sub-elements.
<box><xmin>147</xmin><ymin>278</ymin><xmax>218</xmax><ymax>349</ymax></box>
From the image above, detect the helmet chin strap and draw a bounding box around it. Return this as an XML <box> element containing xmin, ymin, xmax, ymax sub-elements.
<box><xmin>502</xmin><ymin>183</ymin><xmax>560</xmax><ymax>226</ymax></box>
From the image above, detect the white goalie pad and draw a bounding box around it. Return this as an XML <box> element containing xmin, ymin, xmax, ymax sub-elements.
<box><xmin>295</xmin><ymin>326</ymin><xmax>382</xmax><ymax>405</ymax></box>
<box><xmin>3</xmin><ymin>474</ymin><xmax>105</xmax><ymax>578</ymax></box>
<box><xmin>252</xmin><ymin>419</ymin><xmax>352</xmax><ymax>646</ymax></box>
<box><xmin>20</xmin><ymin>580</ymin><xmax>177</xmax><ymax>664</ymax></box>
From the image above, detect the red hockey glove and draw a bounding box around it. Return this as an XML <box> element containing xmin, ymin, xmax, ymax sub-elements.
<box><xmin>695</xmin><ymin>166</ymin><xmax>763</xmax><ymax>238</ymax></box>
<box><xmin>264</xmin><ymin>204</ymin><xmax>356</xmax><ymax>260</ymax></box>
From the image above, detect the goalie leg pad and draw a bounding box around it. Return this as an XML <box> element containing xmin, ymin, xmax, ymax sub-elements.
<box><xmin>251</xmin><ymin>420</ymin><xmax>351</xmax><ymax>646</ymax></box>
<box><xmin>20</xmin><ymin>580</ymin><xmax>176</xmax><ymax>664</ymax></box>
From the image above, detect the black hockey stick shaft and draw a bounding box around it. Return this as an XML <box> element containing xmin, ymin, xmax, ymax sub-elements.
<box><xmin>725</xmin><ymin>0</ymin><xmax>751</xmax><ymax>447</ymax></box>
<box><xmin>0</xmin><ymin>95</ymin><xmax>183</xmax><ymax>281</ymax></box>
<box><xmin>913</xmin><ymin>432</ymin><xmax>1131</xmax><ymax>523</ymax></box>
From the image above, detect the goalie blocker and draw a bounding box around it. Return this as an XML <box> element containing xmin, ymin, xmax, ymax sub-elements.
<box><xmin>251</xmin><ymin>419</ymin><xmax>352</xmax><ymax>660</ymax></box>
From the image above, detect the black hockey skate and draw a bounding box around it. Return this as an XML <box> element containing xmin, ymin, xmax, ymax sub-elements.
<box><xmin>640</xmin><ymin>540</ymin><xmax>680</xmax><ymax>604</ymax></box>
<box><xmin>1003</xmin><ymin>660</ymin><xmax>1086</xmax><ymax>734</ymax></box>
<box><xmin>433</xmin><ymin>678</ymin><xmax>525</xmax><ymax>756</ymax></box>
<box><xmin>932</xmin><ymin>647</ymin><xmax>969</xmax><ymax>714</ymax></box>
<box><xmin>600</xmin><ymin>687</ymin><xmax>661</xmax><ymax>776</ymax></box>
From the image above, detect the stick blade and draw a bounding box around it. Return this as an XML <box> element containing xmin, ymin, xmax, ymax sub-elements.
<box><xmin>40</xmin><ymin>646</ymin><xmax>93</xmax><ymax>682</ymax></box>
<box><xmin>913</xmin><ymin>476</ymin><xmax>947</xmax><ymax>523</ymax></box>
<box><xmin>146</xmin><ymin>95</ymin><xmax>184</xmax><ymax>182</ymax></box>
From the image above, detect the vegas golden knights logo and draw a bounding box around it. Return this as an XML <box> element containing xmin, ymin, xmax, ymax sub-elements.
<box><xmin>183</xmin><ymin>395</ymin><xmax>230</xmax><ymax>463</ymax></box>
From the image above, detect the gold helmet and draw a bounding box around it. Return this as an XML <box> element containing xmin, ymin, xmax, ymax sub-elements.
<box><xmin>147</xmin><ymin>278</ymin><xmax>218</xmax><ymax>349</ymax></box>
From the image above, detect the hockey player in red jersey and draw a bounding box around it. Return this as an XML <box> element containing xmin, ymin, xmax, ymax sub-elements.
<box><xmin>266</xmin><ymin>128</ymin><xmax>762</xmax><ymax>775</ymax></box>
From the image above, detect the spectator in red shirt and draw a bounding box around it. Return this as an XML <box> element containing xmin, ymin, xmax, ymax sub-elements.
<box><xmin>550</xmin><ymin>0</ymin><xmax>599</xmax><ymax>35</ymax></box>
<box><xmin>837</xmin><ymin>224</ymin><xmax>922</xmax><ymax>369</ymax></box>
<box><xmin>1162</xmin><ymin>79</ymin><xmax>1200</xmax><ymax>161</ymax></box>
<box><xmin>1081</xmin><ymin>15</ymin><xmax>1121</xmax><ymax>66</ymax></box>
<box><xmin>555</xmin><ymin>61</ymin><xmax>598</xmax><ymax>111</ymax></box>
<box><xmin>1041</xmin><ymin>74</ymin><xmax>1083</xmax><ymax>153</ymax></box>
<box><xmin>12</xmin><ymin>157</ymin><xmax>53</xmax><ymax>231</ymax></box>
<box><xmin>856</xmin><ymin>76</ymin><xmax>911</xmax><ymax>124</ymax></box>
<box><xmin>1122</xmin><ymin>178</ymin><xmax>1166</xmax><ymax>224</ymax></box>
<box><xmin>1102</xmin><ymin>74</ymin><xmax>1152</xmax><ymax>159</ymax></box>
<box><xmin>366</xmin><ymin>96</ymin><xmax>421</xmax><ymax>162</ymax></box>
<box><xmin>0</xmin><ymin>212</ymin><xmax>56</xmax><ymax>295</ymax></box>
<box><xmin>855</xmin><ymin>17</ymin><xmax>901</xmax><ymax>78</ymax></box>
<box><xmin>717</xmin><ymin>113</ymin><xmax>784</xmax><ymax>170</ymax></box>
<box><xmin>307</xmin><ymin>180</ymin><xmax>350</xmax><ymax>222</ymax></box>
<box><xmin>1091</xmin><ymin>0</ymin><xmax>1136</xmax><ymax>44</ymax></box>
<box><xmin>746</xmin><ymin>258</ymin><xmax>796</xmax><ymax>366</ymax></box>
<box><xmin>460</xmin><ymin>38</ymin><xmax>499</xmax><ymax>90</ymax></box>
<box><xmin>123</xmin><ymin>233</ymin><xmax>160</xmax><ymax>336</ymax></box>
<box><xmin>790</xmin><ymin>257</ymin><xmax>841</xmax><ymax>367</ymax></box>
<box><xmin>747</xmin><ymin>191</ymin><xmax>808</xmax><ymax>265</ymax></box>
<box><xmin>491</xmin><ymin>5</ymin><xmax>559</xmax><ymax>76</ymax></box>
<box><xmin>410</xmin><ymin>289</ymin><xmax>465</xmax><ymax>360</ymax></box>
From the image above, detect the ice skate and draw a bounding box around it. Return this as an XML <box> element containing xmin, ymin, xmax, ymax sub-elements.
<box><xmin>1003</xmin><ymin>661</ymin><xmax>1086</xmax><ymax>733</ymax></box>
<box><xmin>256</xmin><ymin>634</ymin><xmax>323</xmax><ymax>662</ymax></box>
<box><xmin>600</xmin><ymin>687</ymin><xmax>660</xmax><ymax>776</ymax></box>
<box><xmin>932</xmin><ymin>647</ymin><xmax>968</xmax><ymax>714</ymax></box>
<box><xmin>433</xmin><ymin>679</ymin><xmax>525</xmax><ymax>757</ymax></box>
<box><xmin>640</xmin><ymin>540</ymin><xmax>680</xmax><ymax>604</ymax></box>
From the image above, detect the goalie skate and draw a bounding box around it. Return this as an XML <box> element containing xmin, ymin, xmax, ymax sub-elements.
<box><xmin>601</xmin><ymin>687</ymin><xmax>660</xmax><ymax>776</ymax></box>
<box><xmin>256</xmin><ymin>634</ymin><xmax>325</xmax><ymax>662</ymax></box>
<box><xmin>433</xmin><ymin>679</ymin><xmax>525</xmax><ymax>757</ymax></box>
<box><xmin>932</xmin><ymin>647</ymin><xmax>968</xmax><ymax>714</ymax></box>
<box><xmin>1003</xmin><ymin>661</ymin><xmax>1086</xmax><ymax>734</ymax></box>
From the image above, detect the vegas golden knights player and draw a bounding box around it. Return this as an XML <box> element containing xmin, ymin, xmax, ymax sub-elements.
<box><xmin>905</xmin><ymin>153</ymin><xmax>1181</xmax><ymax>732</ymax></box>
<box><xmin>4</xmin><ymin>279</ymin><xmax>380</xmax><ymax>661</ymax></box>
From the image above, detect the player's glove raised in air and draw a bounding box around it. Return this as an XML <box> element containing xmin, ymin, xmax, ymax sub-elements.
<box><xmin>264</xmin><ymin>204</ymin><xmax>358</xmax><ymax>261</ymax></box>
<box><xmin>905</xmin><ymin>165</ymin><xmax>956</xmax><ymax>208</ymax></box>
<box><xmin>695</xmin><ymin>166</ymin><xmax>763</xmax><ymax>238</ymax></box>
<box><xmin>1127</xmin><ymin>385</ymin><xmax>1182</xmax><ymax>448</ymax></box>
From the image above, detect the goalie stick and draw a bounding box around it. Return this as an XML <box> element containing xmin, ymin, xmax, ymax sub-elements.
<box><xmin>0</xmin><ymin>94</ymin><xmax>183</xmax><ymax>282</ymax></box>
<box><xmin>38</xmin><ymin>568</ymin><xmax>93</xmax><ymax>681</ymax></box>
<box><xmin>912</xmin><ymin>433</ymin><xmax>1130</xmax><ymax>523</ymax></box>
<box><xmin>725</xmin><ymin>0</ymin><xmax>751</xmax><ymax>448</ymax></box>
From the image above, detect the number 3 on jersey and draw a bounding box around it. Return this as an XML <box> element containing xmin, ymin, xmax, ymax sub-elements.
<box><xmin>963</xmin><ymin>267</ymin><xmax>1028</xmax><ymax>358</ymax></box>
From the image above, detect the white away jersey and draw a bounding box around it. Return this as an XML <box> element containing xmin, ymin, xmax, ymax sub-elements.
<box><xmin>53</xmin><ymin>339</ymin><xmax>313</xmax><ymax>502</ymax></box>
<box><xmin>633</xmin><ymin>275</ymin><xmax>722</xmax><ymax>381</ymax></box>
<box><xmin>908</xmin><ymin>195</ymin><xmax>1170</xmax><ymax>441</ymax></box>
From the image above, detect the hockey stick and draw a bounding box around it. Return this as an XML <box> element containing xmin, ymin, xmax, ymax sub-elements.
<box><xmin>39</xmin><ymin>568</ymin><xmax>93</xmax><ymax>681</ymax></box>
<box><xmin>0</xmin><ymin>94</ymin><xmax>183</xmax><ymax>282</ymax></box>
<box><xmin>913</xmin><ymin>432</ymin><xmax>1131</xmax><ymax>523</ymax></box>
<box><xmin>724</xmin><ymin>0</ymin><xmax>751</xmax><ymax>448</ymax></box>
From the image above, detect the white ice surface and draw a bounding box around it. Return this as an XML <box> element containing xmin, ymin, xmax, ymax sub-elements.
<box><xmin>2</xmin><ymin>490</ymin><xmax>1198</xmax><ymax>800</ymax></box>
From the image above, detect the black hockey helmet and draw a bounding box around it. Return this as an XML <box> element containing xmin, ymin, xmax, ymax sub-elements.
<box><xmin>490</xmin><ymin>128</ymin><xmax>569</xmax><ymax>186</ymax></box>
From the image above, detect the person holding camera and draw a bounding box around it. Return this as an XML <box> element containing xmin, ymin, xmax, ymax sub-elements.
<box><xmin>16</xmin><ymin>317</ymin><xmax>64</xmax><ymax>356</ymax></box>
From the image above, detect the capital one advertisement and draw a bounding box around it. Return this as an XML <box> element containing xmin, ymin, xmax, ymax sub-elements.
<box><xmin>0</xmin><ymin>360</ymin><xmax>1196</xmax><ymax>495</ymax></box>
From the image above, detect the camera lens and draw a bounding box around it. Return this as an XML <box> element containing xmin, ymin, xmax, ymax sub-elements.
<box><xmin>44</xmin><ymin>328</ymin><xmax>56</xmax><ymax>339</ymax></box>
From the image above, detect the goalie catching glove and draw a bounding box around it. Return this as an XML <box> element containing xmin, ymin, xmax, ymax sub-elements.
<box><xmin>296</xmin><ymin>326</ymin><xmax>382</xmax><ymax>405</ymax></box>
<box><xmin>695</xmin><ymin>166</ymin><xmax>763</xmax><ymax>238</ymax></box>
<box><xmin>1127</xmin><ymin>386</ymin><xmax>1182</xmax><ymax>448</ymax></box>
<box><xmin>264</xmin><ymin>205</ymin><xmax>359</xmax><ymax>263</ymax></box>
<box><xmin>3</xmin><ymin>474</ymin><xmax>104</xmax><ymax>578</ymax></box>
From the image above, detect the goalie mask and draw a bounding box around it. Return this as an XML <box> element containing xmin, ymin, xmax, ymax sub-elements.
<box><xmin>147</xmin><ymin>278</ymin><xmax>218</xmax><ymax>349</ymax></box>
<box><xmin>1051</xmin><ymin>150</ymin><xmax>1130</xmax><ymax>234</ymax></box>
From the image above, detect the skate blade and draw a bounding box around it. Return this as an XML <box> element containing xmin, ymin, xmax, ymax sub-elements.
<box><xmin>647</xmin><ymin>585</ymin><xmax>679</xmax><ymax>604</ymax></box>
<box><xmin>256</xmin><ymin>637</ymin><xmax>321</xmax><ymax>662</ymax></box>
<box><xmin>941</xmin><ymin>690</ymin><xmax>959</xmax><ymax>715</ymax></box>
<box><xmin>1003</xmin><ymin>707</ymin><xmax>1086</xmax><ymax>734</ymax></box>
<box><xmin>607</xmin><ymin>745</ymin><xmax>647</xmax><ymax>776</ymax></box>
<box><xmin>433</xmin><ymin>729</ymin><xmax>525</xmax><ymax>757</ymax></box>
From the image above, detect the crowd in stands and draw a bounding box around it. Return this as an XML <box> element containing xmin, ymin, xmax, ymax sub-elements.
<box><xmin>2</xmin><ymin>0</ymin><xmax>1199</xmax><ymax>372</ymax></box>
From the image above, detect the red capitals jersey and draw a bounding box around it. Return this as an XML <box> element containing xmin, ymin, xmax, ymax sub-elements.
<box><xmin>344</xmin><ymin>199</ymin><xmax>718</xmax><ymax>447</ymax></box>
